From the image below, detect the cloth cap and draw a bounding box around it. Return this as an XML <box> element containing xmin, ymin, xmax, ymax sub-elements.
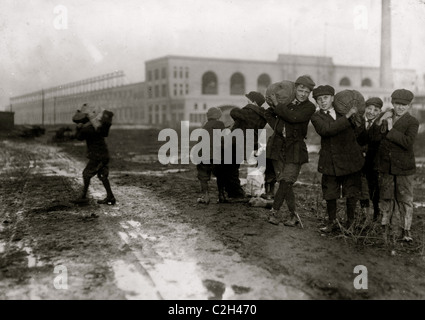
<box><xmin>312</xmin><ymin>85</ymin><xmax>335</xmax><ymax>99</ymax></box>
<box><xmin>245</xmin><ymin>91</ymin><xmax>265</xmax><ymax>107</ymax></box>
<box><xmin>295</xmin><ymin>75</ymin><xmax>315</xmax><ymax>91</ymax></box>
<box><xmin>365</xmin><ymin>97</ymin><xmax>383</xmax><ymax>109</ymax></box>
<box><xmin>206</xmin><ymin>107</ymin><xmax>222</xmax><ymax>120</ymax></box>
<box><xmin>391</xmin><ymin>89</ymin><xmax>414</xmax><ymax>105</ymax></box>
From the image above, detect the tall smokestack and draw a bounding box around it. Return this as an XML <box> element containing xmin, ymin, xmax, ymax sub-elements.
<box><xmin>380</xmin><ymin>0</ymin><xmax>393</xmax><ymax>88</ymax></box>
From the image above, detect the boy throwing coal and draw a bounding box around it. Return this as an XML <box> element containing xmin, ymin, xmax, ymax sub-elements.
<box><xmin>71</xmin><ymin>103</ymin><xmax>116</xmax><ymax>205</ymax></box>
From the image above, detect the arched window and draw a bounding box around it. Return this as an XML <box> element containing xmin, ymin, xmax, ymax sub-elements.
<box><xmin>257</xmin><ymin>74</ymin><xmax>271</xmax><ymax>94</ymax></box>
<box><xmin>361</xmin><ymin>78</ymin><xmax>372</xmax><ymax>87</ymax></box>
<box><xmin>230</xmin><ymin>72</ymin><xmax>245</xmax><ymax>95</ymax></box>
<box><xmin>340</xmin><ymin>77</ymin><xmax>351</xmax><ymax>86</ymax></box>
<box><xmin>202</xmin><ymin>71</ymin><xmax>218</xmax><ymax>95</ymax></box>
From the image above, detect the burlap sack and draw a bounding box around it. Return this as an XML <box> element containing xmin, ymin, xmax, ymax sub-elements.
<box><xmin>265</xmin><ymin>81</ymin><xmax>296</xmax><ymax>107</ymax></box>
<box><xmin>333</xmin><ymin>90</ymin><xmax>366</xmax><ymax>116</ymax></box>
<box><xmin>80</xmin><ymin>104</ymin><xmax>103</xmax><ymax>129</ymax></box>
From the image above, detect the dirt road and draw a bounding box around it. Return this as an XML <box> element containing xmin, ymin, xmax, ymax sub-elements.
<box><xmin>1</xmin><ymin>137</ymin><xmax>424</xmax><ymax>300</ymax></box>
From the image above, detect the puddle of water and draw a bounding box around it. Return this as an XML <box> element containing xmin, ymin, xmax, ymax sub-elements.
<box><xmin>130</xmin><ymin>155</ymin><xmax>158</xmax><ymax>163</ymax></box>
<box><xmin>117</xmin><ymin>231</ymin><xmax>130</xmax><ymax>244</ymax></box>
<box><xmin>146</xmin><ymin>258</ymin><xmax>209</xmax><ymax>300</ymax></box>
<box><xmin>0</xmin><ymin>241</ymin><xmax>6</xmax><ymax>254</ymax></box>
<box><xmin>113</xmin><ymin>169</ymin><xmax>190</xmax><ymax>177</ymax></box>
<box><xmin>22</xmin><ymin>246</ymin><xmax>44</xmax><ymax>268</ymax></box>
<box><xmin>414</xmin><ymin>202</ymin><xmax>425</xmax><ymax>208</ymax></box>
<box><xmin>127</xmin><ymin>220</ymin><xmax>141</xmax><ymax>228</ymax></box>
<box><xmin>110</xmin><ymin>260</ymin><xmax>160</xmax><ymax>300</ymax></box>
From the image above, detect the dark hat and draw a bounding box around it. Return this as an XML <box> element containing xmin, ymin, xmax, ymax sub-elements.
<box><xmin>206</xmin><ymin>107</ymin><xmax>222</xmax><ymax>120</ymax></box>
<box><xmin>365</xmin><ymin>97</ymin><xmax>383</xmax><ymax>109</ymax></box>
<box><xmin>245</xmin><ymin>91</ymin><xmax>265</xmax><ymax>107</ymax></box>
<box><xmin>312</xmin><ymin>85</ymin><xmax>335</xmax><ymax>99</ymax></box>
<box><xmin>391</xmin><ymin>89</ymin><xmax>414</xmax><ymax>105</ymax></box>
<box><xmin>295</xmin><ymin>75</ymin><xmax>315</xmax><ymax>91</ymax></box>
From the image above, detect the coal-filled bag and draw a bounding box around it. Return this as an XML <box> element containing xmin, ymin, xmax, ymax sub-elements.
<box><xmin>333</xmin><ymin>90</ymin><xmax>366</xmax><ymax>116</ymax></box>
<box><xmin>265</xmin><ymin>80</ymin><xmax>296</xmax><ymax>107</ymax></box>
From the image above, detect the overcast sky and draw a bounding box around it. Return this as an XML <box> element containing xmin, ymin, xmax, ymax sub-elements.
<box><xmin>1</xmin><ymin>0</ymin><xmax>425</xmax><ymax>110</ymax></box>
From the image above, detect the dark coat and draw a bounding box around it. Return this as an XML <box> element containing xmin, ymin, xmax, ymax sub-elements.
<box><xmin>200</xmin><ymin>119</ymin><xmax>225</xmax><ymax>161</ymax></box>
<box><xmin>263</xmin><ymin>108</ymin><xmax>285</xmax><ymax>161</ymax></box>
<box><xmin>357</xmin><ymin>119</ymin><xmax>381</xmax><ymax>174</ymax></box>
<box><xmin>372</xmin><ymin>112</ymin><xmax>419</xmax><ymax>175</ymax></box>
<box><xmin>76</xmin><ymin>123</ymin><xmax>109</xmax><ymax>161</ymax></box>
<box><xmin>273</xmin><ymin>100</ymin><xmax>316</xmax><ymax>164</ymax></box>
<box><xmin>311</xmin><ymin>110</ymin><xmax>365</xmax><ymax>176</ymax></box>
<box><xmin>230</xmin><ymin>104</ymin><xmax>267</xmax><ymax>158</ymax></box>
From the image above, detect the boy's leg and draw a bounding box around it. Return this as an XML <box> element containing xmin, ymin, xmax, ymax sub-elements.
<box><xmin>368</xmin><ymin>170</ymin><xmax>381</xmax><ymax>221</ymax></box>
<box><xmin>342</xmin><ymin>171</ymin><xmax>361</xmax><ymax>228</ymax></box>
<box><xmin>270</xmin><ymin>163</ymin><xmax>300</xmax><ymax>226</ymax></box>
<box><xmin>320</xmin><ymin>199</ymin><xmax>337</xmax><ymax>233</ymax></box>
<box><xmin>196</xmin><ymin>164</ymin><xmax>211</xmax><ymax>204</ymax></box>
<box><xmin>379</xmin><ymin>173</ymin><xmax>395</xmax><ymax>245</ymax></box>
<box><xmin>97</xmin><ymin>161</ymin><xmax>116</xmax><ymax>205</ymax></box>
<box><xmin>346</xmin><ymin>197</ymin><xmax>357</xmax><ymax>228</ymax></box>
<box><xmin>395</xmin><ymin>175</ymin><xmax>414</xmax><ymax>241</ymax></box>
<box><xmin>320</xmin><ymin>174</ymin><xmax>339</xmax><ymax>232</ymax></box>
<box><xmin>261</xmin><ymin>158</ymin><xmax>276</xmax><ymax>200</ymax></box>
<box><xmin>72</xmin><ymin>159</ymin><xmax>96</xmax><ymax>204</ymax></box>
<box><xmin>213</xmin><ymin>164</ymin><xmax>227</xmax><ymax>203</ymax></box>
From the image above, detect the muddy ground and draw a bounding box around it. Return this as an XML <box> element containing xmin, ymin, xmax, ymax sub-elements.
<box><xmin>0</xmin><ymin>126</ymin><xmax>424</xmax><ymax>300</ymax></box>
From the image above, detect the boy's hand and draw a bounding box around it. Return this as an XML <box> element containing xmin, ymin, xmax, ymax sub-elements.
<box><xmin>376</xmin><ymin>109</ymin><xmax>393</xmax><ymax>125</ymax></box>
<box><xmin>345</xmin><ymin>106</ymin><xmax>358</xmax><ymax>118</ymax></box>
<box><xmin>269</xmin><ymin>94</ymin><xmax>278</xmax><ymax>107</ymax></box>
<box><xmin>386</xmin><ymin>117</ymin><xmax>393</xmax><ymax>130</ymax></box>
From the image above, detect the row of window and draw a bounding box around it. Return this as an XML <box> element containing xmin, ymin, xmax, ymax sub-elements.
<box><xmin>148</xmin><ymin>113</ymin><xmax>184</xmax><ymax>124</ymax></box>
<box><xmin>147</xmin><ymin>66</ymin><xmax>190</xmax><ymax>82</ymax></box>
<box><xmin>147</xmin><ymin>67</ymin><xmax>167</xmax><ymax>81</ymax></box>
<box><xmin>202</xmin><ymin>72</ymin><xmax>271</xmax><ymax>95</ymax></box>
<box><xmin>340</xmin><ymin>77</ymin><xmax>373</xmax><ymax>87</ymax></box>
<box><xmin>147</xmin><ymin>83</ymin><xmax>191</xmax><ymax>98</ymax></box>
<box><xmin>147</xmin><ymin>85</ymin><xmax>168</xmax><ymax>98</ymax></box>
<box><xmin>190</xmin><ymin>113</ymin><xmax>207</xmax><ymax>123</ymax></box>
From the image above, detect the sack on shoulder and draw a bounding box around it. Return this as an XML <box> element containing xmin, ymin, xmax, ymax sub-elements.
<box><xmin>96</xmin><ymin>110</ymin><xmax>114</xmax><ymax>137</ymax></box>
<box><xmin>265</xmin><ymin>81</ymin><xmax>296</xmax><ymax>107</ymax></box>
<box><xmin>333</xmin><ymin>90</ymin><xmax>366</xmax><ymax>116</ymax></box>
<box><xmin>72</xmin><ymin>110</ymin><xmax>89</xmax><ymax>124</ymax></box>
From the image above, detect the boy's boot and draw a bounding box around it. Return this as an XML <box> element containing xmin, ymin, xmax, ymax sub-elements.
<box><xmin>218</xmin><ymin>187</ymin><xmax>228</xmax><ymax>203</ymax></box>
<box><xmin>373</xmin><ymin>202</ymin><xmax>380</xmax><ymax>222</ymax></box>
<box><xmin>260</xmin><ymin>183</ymin><xmax>270</xmax><ymax>200</ymax></box>
<box><xmin>320</xmin><ymin>199</ymin><xmax>337</xmax><ymax>233</ymax></box>
<box><xmin>268</xmin><ymin>208</ymin><xmax>282</xmax><ymax>225</ymax></box>
<box><xmin>268</xmin><ymin>183</ymin><xmax>275</xmax><ymax>200</ymax></box>
<box><xmin>273</xmin><ymin>180</ymin><xmax>290</xmax><ymax>209</ymax></box>
<box><xmin>98</xmin><ymin>178</ymin><xmax>116</xmax><ymax>205</ymax></box>
<box><xmin>197</xmin><ymin>181</ymin><xmax>210</xmax><ymax>204</ymax></box>
<box><xmin>261</xmin><ymin>183</ymin><xmax>275</xmax><ymax>200</ymax></box>
<box><xmin>403</xmin><ymin>229</ymin><xmax>413</xmax><ymax>242</ymax></box>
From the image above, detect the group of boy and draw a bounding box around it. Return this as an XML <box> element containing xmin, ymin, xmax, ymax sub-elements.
<box><xmin>197</xmin><ymin>75</ymin><xmax>419</xmax><ymax>244</ymax></box>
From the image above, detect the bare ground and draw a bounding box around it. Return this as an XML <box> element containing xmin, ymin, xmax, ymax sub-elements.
<box><xmin>0</xmin><ymin>128</ymin><xmax>424</xmax><ymax>300</ymax></box>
